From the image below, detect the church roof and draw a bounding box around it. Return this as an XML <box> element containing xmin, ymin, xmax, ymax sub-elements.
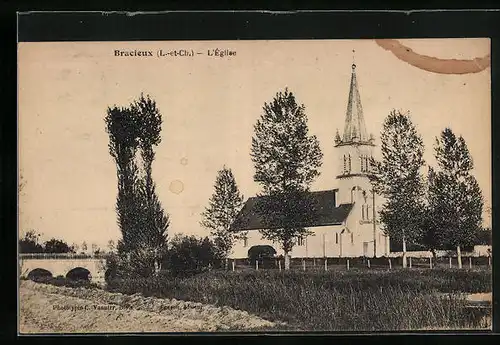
<box><xmin>230</xmin><ymin>189</ymin><xmax>354</xmax><ymax>231</ymax></box>
<box><xmin>342</xmin><ymin>63</ymin><xmax>369</xmax><ymax>143</ymax></box>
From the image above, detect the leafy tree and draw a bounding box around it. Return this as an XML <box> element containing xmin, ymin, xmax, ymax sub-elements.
<box><xmin>105</xmin><ymin>105</ymin><xmax>142</xmax><ymax>254</ymax></box>
<box><xmin>201</xmin><ymin>166</ymin><xmax>245</xmax><ymax>260</ymax></box>
<box><xmin>71</xmin><ymin>242</ymin><xmax>79</xmax><ymax>254</ymax></box>
<box><xmin>428</xmin><ymin>128</ymin><xmax>483</xmax><ymax>268</ymax></box>
<box><xmin>44</xmin><ymin>238</ymin><xmax>73</xmax><ymax>253</ymax></box>
<box><xmin>250</xmin><ymin>88</ymin><xmax>323</xmax><ymax>270</ymax></box>
<box><xmin>164</xmin><ymin>234</ymin><xmax>220</xmax><ymax>277</ymax></box>
<box><xmin>105</xmin><ymin>94</ymin><xmax>169</xmax><ymax>275</ymax></box>
<box><xmin>107</xmin><ymin>240</ymin><xmax>116</xmax><ymax>252</ymax></box>
<box><xmin>132</xmin><ymin>94</ymin><xmax>170</xmax><ymax>268</ymax></box>
<box><xmin>370</xmin><ymin>110</ymin><xmax>426</xmax><ymax>267</ymax></box>
<box><xmin>81</xmin><ymin>241</ymin><xmax>88</xmax><ymax>254</ymax></box>
<box><xmin>418</xmin><ymin>168</ymin><xmax>441</xmax><ymax>258</ymax></box>
<box><xmin>19</xmin><ymin>230</ymin><xmax>44</xmax><ymax>253</ymax></box>
<box><xmin>475</xmin><ymin>227</ymin><xmax>492</xmax><ymax>246</ymax></box>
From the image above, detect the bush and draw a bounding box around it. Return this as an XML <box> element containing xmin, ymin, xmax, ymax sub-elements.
<box><xmin>248</xmin><ymin>245</ymin><xmax>277</xmax><ymax>269</ymax></box>
<box><xmin>164</xmin><ymin>234</ymin><xmax>221</xmax><ymax>277</ymax></box>
<box><xmin>30</xmin><ymin>275</ymin><xmax>98</xmax><ymax>289</ymax></box>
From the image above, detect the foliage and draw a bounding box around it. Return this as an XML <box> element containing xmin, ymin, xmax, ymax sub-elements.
<box><xmin>30</xmin><ymin>275</ymin><xmax>98</xmax><ymax>289</ymax></box>
<box><xmin>105</xmin><ymin>94</ymin><xmax>169</xmax><ymax>275</ymax></box>
<box><xmin>44</xmin><ymin>238</ymin><xmax>74</xmax><ymax>253</ymax></box>
<box><xmin>247</xmin><ymin>245</ymin><xmax>277</xmax><ymax>268</ymax></box>
<box><xmin>132</xmin><ymin>94</ymin><xmax>170</xmax><ymax>263</ymax></box>
<box><xmin>19</xmin><ymin>230</ymin><xmax>44</xmax><ymax>253</ymax></box>
<box><xmin>370</xmin><ymin>110</ymin><xmax>426</xmax><ymax>249</ymax></box>
<box><xmin>201</xmin><ymin>166</ymin><xmax>245</xmax><ymax>258</ymax></box>
<box><xmin>250</xmin><ymin>88</ymin><xmax>323</xmax><ymax>265</ymax></box>
<box><xmin>19</xmin><ymin>230</ymin><xmax>77</xmax><ymax>254</ymax></box>
<box><xmin>163</xmin><ymin>234</ymin><xmax>221</xmax><ymax>277</ymax></box>
<box><xmin>428</xmin><ymin>128</ymin><xmax>483</xmax><ymax>252</ymax></box>
<box><xmin>475</xmin><ymin>228</ymin><xmax>492</xmax><ymax>246</ymax></box>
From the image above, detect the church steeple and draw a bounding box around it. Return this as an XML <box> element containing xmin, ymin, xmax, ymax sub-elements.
<box><xmin>342</xmin><ymin>60</ymin><xmax>369</xmax><ymax>144</ymax></box>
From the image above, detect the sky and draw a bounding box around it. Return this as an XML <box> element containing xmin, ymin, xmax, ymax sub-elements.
<box><xmin>18</xmin><ymin>39</ymin><xmax>491</xmax><ymax>249</ymax></box>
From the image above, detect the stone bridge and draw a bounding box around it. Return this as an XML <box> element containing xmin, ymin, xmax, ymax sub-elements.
<box><xmin>19</xmin><ymin>253</ymin><xmax>108</xmax><ymax>286</ymax></box>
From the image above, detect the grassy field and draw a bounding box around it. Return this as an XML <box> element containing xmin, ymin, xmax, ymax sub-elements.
<box><xmin>106</xmin><ymin>267</ymin><xmax>492</xmax><ymax>331</ymax></box>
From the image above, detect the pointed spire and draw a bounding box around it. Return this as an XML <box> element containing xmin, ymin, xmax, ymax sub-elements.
<box><xmin>342</xmin><ymin>59</ymin><xmax>369</xmax><ymax>143</ymax></box>
<box><xmin>334</xmin><ymin>129</ymin><xmax>342</xmax><ymax>144</ymax></box>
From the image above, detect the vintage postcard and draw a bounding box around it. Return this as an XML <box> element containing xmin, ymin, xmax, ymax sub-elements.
<box><xmin>18</xmin><ymin>38</ymin><xmax>491</xmax><ymax>333</ymax></box>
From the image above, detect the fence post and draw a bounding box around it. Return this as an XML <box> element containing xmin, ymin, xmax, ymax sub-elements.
<box><xmin>232</xmin><ymin>260</ymin><xmax>235</xmax><ymax>272</ymax></box>
<box><xmin>388</xmin><ymin>258</ymin><xmax>392</xmax><ymax>270</ymax></box>
<box><xmin>449</xmin><ymin>257</ymin><xmax>452</xmax><ymax>268</ymax></box>
<box><xmin>302</xmin><ymin>259</ymin><xmax>306</xmax><ymax>271</ymax></box>
<box><xmin>429</xmin><ymin>256</ymin><xmax>433</xmax><ymax>269</ymax></box>
<box><xmin>347</xmin><ymin>259</ymin><xmax>350</xmax><ymax>271</ymax></box>
<box><xmin>324</xmin><ymin>258</ymin><xmax>328</xmax><ymax>271</ymax></box>
<box><xmin>469</xmin><ymin>257</ymin><xmax>472</xmax><ymax>269</ymax></box>
<box><xmin>409</xmin><ymin>257</ymin><xmax>412</xmax><ymax>269</ymax></box>
<box><xmin>367</xmin><ymin>259</ymin><xmax>371</xmax><ymax>268</ymax></box>
<box><xmin>256</xmin><ymin>260</ymin><xmax>259</xmax><ymax>271</ymax></box>
<box><xmin>279</xmin><ymin>260</ymin><xmax>282</xmax><ymax>271</ymax></box>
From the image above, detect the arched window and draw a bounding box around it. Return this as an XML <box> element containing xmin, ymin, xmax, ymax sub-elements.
<box><xmin>366</xmin><ymin>205</ymin><xmax>371</xmax><ymax>221</ymax></box>
<box><xmin>361</xmin><ymin>205</ymin><xmax>365</xmax><ymax>220</ymax></box>
<box><xmin>360</xmin><ymin>155</ymin><xmax>364</xmax><ymax>172</ymax></box>
<box><xmin>343</xmin><ymin>155</ymin><xmax>347</xmax><ymax>174</ymax></box>
<box><xmin>243</xmin><ymin>237</ymin><xmax>248</xmax><ymax>247</ymax></box>
<box><xmin>348</xmin><ymin>154</ymin><xmax>352</xmax><ymax>172</ymax></box>
<box><xmin>351</xmin><ymin>233</ymin><xmax>354</xmax><ymax>244</ymax></box>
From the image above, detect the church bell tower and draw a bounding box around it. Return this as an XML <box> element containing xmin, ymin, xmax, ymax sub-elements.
<box><xmin>334</xmin><ymin>60</ymin><xmax>376</xmax><ymax>205</ymax></box>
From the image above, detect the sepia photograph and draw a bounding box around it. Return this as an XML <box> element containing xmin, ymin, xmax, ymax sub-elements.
<box><xmin>18</xmin><ymin>38</ymin><xmax>492</xmax><ymax>333</ymax></box>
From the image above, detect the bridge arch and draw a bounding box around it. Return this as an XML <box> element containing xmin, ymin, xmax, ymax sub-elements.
<box><xmin>20</xmin><ymin>254</ymin><xmax>107</xmax><ymax>286</ymax></box>
<box><xmin>27</xmin><ymin>268</ymin><xmax>52</xmax><ymax>281</ymax></box>
<box><xmin>66</xmin><ymin>267</ymin><xmax>92</xmax><ymax>281</ymax></box>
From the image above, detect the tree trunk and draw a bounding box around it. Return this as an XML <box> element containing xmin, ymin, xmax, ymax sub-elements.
<box><xmin>431</xmin><ymin>248</ymin><xmax>437</xmax><ymax>259</ymax></box>
<box><xmin>457</xmin><ymin>245</ymin><xmax>462</xmax><ymax>269</ymax></box>
<box><xmin>402</xmin><ymin>236</ymin><xmax>407</xmax><ymax>268</ymax></box>
<box><xmin>284</xmin><ymin>252</ymin><xmax>291</xmax><ymax>270</ymax></box>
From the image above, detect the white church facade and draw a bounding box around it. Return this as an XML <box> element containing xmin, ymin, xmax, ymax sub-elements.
<box><xmin>229</xmin><ymin>63</ymin><xmax>390</xmax><ymax>259</ymax></box>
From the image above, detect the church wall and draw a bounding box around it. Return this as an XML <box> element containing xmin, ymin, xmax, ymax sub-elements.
<box><xmin>228</xmin><ymin>220</ymin><xmax>388</xmax><ymax>259</ymax></box>
<box><xmin>345</xmin><ymin>200</ymin><xmax>389</xmax><ymax>257</ymax></box>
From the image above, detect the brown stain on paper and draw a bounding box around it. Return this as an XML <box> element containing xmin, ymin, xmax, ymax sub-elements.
<box><xmin>376</xmin><ymin>39</ymin><xmax>490</xmax><ymax>75</ymax></box>
<box><xmin>169</xmin><ymin>180</ymin><xmax>184</xmax><ymax>195</ymax></box>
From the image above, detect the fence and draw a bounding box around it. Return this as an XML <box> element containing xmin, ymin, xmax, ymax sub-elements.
<box><xmin>19</xmin><ymin>253</ymin><xmax>109</xmax><ymax>260</ymax></box>
<box><xmin>225</xmin><ymin>255</ymin><xmax>492</xmax><ymax>272</ymax></box>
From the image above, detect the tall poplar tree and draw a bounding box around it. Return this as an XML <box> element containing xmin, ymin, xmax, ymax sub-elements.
<box><xmin>132</xmin><ymin>94</ymin><xmax>170</xmax><ymax>272</ymax></box>
<box><xmin>105</xmin><ymin>94</ymin><xmax>169</xmax><ymax>276</ymax></box>
<box><xmin>428</xmin><ymin>128</ymin><xmax>483</xmax><ymax>268</ymax></box>
<box><xmin>250</xmin><ymin>88</ymin><xmax>323</xmax><ymax>270</ymax></box>
<box><xmin>370</xmin><ymin>110</ymin><xmax>426</xmax><ymax>268</ymax></box>
<box><xmin>200</xmin><ymin>166</ymin><xmax>245</xmax><ymax>260</ymax></box>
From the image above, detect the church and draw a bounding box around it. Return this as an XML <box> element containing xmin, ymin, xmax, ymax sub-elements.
<box><xmin>229</xmin><ymin>63</ymin><xmax>390</xmax><ymax>259</ymax></box>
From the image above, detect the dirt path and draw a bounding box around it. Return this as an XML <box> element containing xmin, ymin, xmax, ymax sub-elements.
<box><xmin>19</xmin><ymin>280</ymin><xmax>279</xmax><ymax>333</ymax></box>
